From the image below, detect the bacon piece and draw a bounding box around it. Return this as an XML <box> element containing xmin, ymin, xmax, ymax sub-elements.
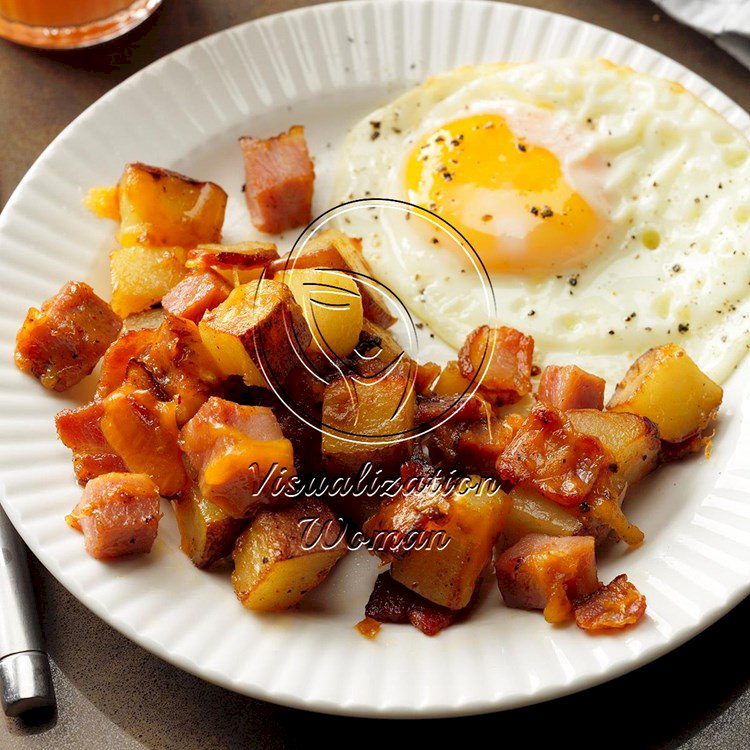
<box><xmin>186</xmin><ymin>242</ymin><xmax>279</xmax><ymax>272</ymax></box>
<box><xmin>66</xmin><ymin>472</ymin><xmax>161</xmax><ymax>559</ymax></box>
<box><xmin>458</xmin><ymin>325</ymin><xmax>534</xmax><ymax>404</ymax></box>
<box><xmin>179</xmin><ymin>397</ymin><xmax>295</xmax><ymax>518</ymax></box>
<box><xmin>240</xmin><ymin>126</ymin><xmax>315</xmax><ymax>234</ymax></box>
<box><xmin>96</xmin><ymin>328</ymin><xmax>156</xmax><ymax>398</ymax></box>
<box><xmin>161</xmin><ymin>270</ymin><xmax>232</xmax><ymax>323</ymax></box>
<box><xmin>537</xmin><ymin>365</ymin><xmax>605</xmax><ymax>411</ymax></box>
<box><xmin>15</xmin><ymin>281</ymin><xmax>122</xmax><ymax>391</ymax></box>
<box><xmin>364</xmin><ymin>571</ymin><xmax>462</xmax><ymax>637</ymax></box>
<box><xmin>495</xmin><ymin>534</ymin><xmax>599</xmax><ymax>623</ymax></box>
<box><xmin>55</xmin><ymin>401</ymin><xmax>127</xmax><ymax>485</ymax></box>
<box><xmin>139</xmin><ymin>314</ymin><xmax>219</xmax><ymax>425</ymax></box>
<box><xmin>101</xmin><ymin>379</ymin><xmax>187</xmax><ymax>497</ymax></box>
<box><xmin>574</xmin><ymin>574</ymin><xmax>646</xmax><ymax>631</ymax></box>
<box><xmin>497</xmin><ymin>404</ymin><xmax>611</xmax><ymax>507</ymax></box>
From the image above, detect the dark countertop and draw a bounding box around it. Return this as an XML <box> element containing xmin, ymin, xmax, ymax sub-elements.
<box><xmin>1</xmin><ymin>1</ymin><xmax>749</xmax><ymax>747</ymax></box>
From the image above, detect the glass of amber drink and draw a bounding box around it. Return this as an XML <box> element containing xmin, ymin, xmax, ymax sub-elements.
<box><xmin>0</xmin><ymin>0</ymin><xmax>162</xmax><ymax>49</ymax></box>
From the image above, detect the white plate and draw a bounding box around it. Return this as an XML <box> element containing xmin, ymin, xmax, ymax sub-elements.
<box><xmin>1</xmin><ymin>0</ymin><xmax>750</xmax><ymax>718</ymax></box>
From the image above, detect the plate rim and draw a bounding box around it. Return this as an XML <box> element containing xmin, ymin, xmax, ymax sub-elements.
<box><xmin>1</xmin><ymin>0</ymin><xmax>750</xmax><ymax>718</ymax></box>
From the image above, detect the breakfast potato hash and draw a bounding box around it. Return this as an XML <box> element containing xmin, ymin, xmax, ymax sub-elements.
<box><xmin>15</xmin><ymin>145</ymin><xmax>724</xmax><ymax>637</ymax></box>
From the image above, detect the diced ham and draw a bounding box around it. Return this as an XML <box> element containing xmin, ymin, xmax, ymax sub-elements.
<box><xmin>414</xmin><ymin>393</ymin><xmax>488</xmax><ymax>426</ymax></box>
<box><xmin>495</xmin><ymin>534</ymin><xmax>599</xmax><ymax>622</ymax></box>
<box><xmin>497</xmin><ymin>404</ymin><xmax>611</xmax><ymax>507</ymax></box>
<box><xmin>364</xmin><ymin>571</ymin><xmax>463</xmax><ymax>636</ymax></box>
<box><xmin>55</xmin><ymin>401</ymin><xmax>127</xmax><ymax>485</ymax></box>
<box><xmin>66</xmin><ymin>472</ymin><xmax>161</xmax><ymax>559</ymax></box>
<box><xmin>178</xmin><ymin>397</ymin><xmax>295</xmax><ymax>518</ymax></box>
<box><xmin>239</xmin><ymin>126</ymin><xmax>315</xmax><ymax>234</ymax></box>
<box><xmin>574</xmin><ymin>574</ymin><xmax>647</xmax><ymax>631</ymax></box>
<box><xmin>455</xmin><ymin>415</ymin><xmax>523</xmax><ymax>475</ymax></box>
<box><xmin>458</xmin><ymin>325</ymin><xmax>534</xmax><ymax>404</ymax></box>
<box><xmin>15</xmin><ymin>281</ymin><xmax>122</xmax><ymax>391</ymax></box>
<box><xmin>538</xmin><ymin>365</ymin><xmax>605</xmax><ymax>411</ymax></box>
<box><xmin>96</xmin><ymin>328</ymin><xmax>156</xmax><ymax>398</ymax></box>
<box><xmin>161</xmin><ymin>270</ymin><xmax>232</xmax><ymax>323</ymax></box>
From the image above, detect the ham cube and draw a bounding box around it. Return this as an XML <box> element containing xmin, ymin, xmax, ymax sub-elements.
<box><xmin>15</xmin><ymin>281</ymin><xmax>122</xmax><ymax>391</ymax></box>
<box><xmin>161</xmin><ymin>270</ymin><xmax>232</xmax><ymax>323</ymax></box>
<box><xmin>66</xmin><ymin>472</ymin><xmax>161</xmax><ymax>559</ymax></box>
<box><xmin>458</xmin><ymin>325</ymin><xmax>534</xmax><ymax>404</ymax></box>
<box><xmin>240</xmin><ymin>126</ymin><xmax>315</xmax><ymax>234</ymax></box>
<box><xmin>55</xmin><ymin>401</ymin><xmax>127</xmax><ymax>485</ymax></box>
<box><xmin>574</xmin><ymin>574</ymin><xmax>646</xmax><ymax>631</ymax></box>
<box><xmin>495</xmin><ymin>534</ymin><xmax>599</xmax><ymax>622</ymax></box>
<box><xmin>179</xmin><ymin>397</ymin><xmax>295</xmax><ymax>518</ymax></box>
<box><xmin>538</xmin><ymin>365</ymin><xmax>605</xmax><ymax>411</ymax></box>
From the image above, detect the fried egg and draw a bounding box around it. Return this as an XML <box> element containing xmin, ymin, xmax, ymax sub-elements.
<box><xmin>333</xmin><ymin>59</ymin><xmax>750</xmax><ymax>387</ymax></box>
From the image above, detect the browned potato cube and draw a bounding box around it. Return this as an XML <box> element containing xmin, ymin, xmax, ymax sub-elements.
<box><xmin>499</xmin><ymin>486</ymin><xmax>584</xmax><ymax>549</ymax></box>
<box><xmin>296</xmin><ymin>229</ymin><xmax>396</xmax><ymax>328</ymax></box>
<box><xmin>173</xmin><ymin>486</ymin><xmax>246</xmax><ymax>568</ymax></box>
<box><xmin>231</xmin><ymin>498</ymin><xmax>347</xmax><ymax>611</ymax></box>
<box><xmin>321</xmin><ymin>365</ymin><xmax>417</xmax><ymax>475</ymax></box>
<box><xmin>118</xmin><ymin>163</ymin><xmax>227</xmax><ymax>248</ymax></box>
<box><xmin>368</xmin><ymin>477</ymin><xmax>509</xmax><ymax>610</ymax></box>
<box><xmin>15</xmin><ymin>281</ymin><xmax>122</xmax><ymax>391</ymax></box>
<box><xmin>567</xmin><ymin>409</ymin><xmax>660</xmax><ymax>486</ymax></box>
<box><xmin>199</xmin><ymin>279</ymin><xmax>311</xmax><ymax>386</ymax></box>
<box><xmin>607</xmin><ymin>344</ymin><xmax>722</xmax><ymax>442</ymax></box>
<box><xmin>110</xmin><ymin>244</ymin><xmax>187</xmax><ymax>318</ymax></box>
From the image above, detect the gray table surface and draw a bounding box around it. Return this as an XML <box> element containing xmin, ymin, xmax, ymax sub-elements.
<box><xmin>1</xmin><ymin>1</ymin><xmax>749</xmax><ymax>747</ymax></box>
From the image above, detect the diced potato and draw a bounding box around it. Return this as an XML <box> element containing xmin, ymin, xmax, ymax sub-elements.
<box><xmin>101</xmin><ymin>380</ymin><xmax>187</xmax><ymax>497</ymax></box>
<box><xmin>199</xmin><ymin>279</ymin><xmax>311</xmax><ymax>386</ymax></box>
<box><xmin>568</xmin><ymin>409</ymin><xmax>660</xmax><ymax>486</ymax></box>
<box><xmin>231</xmin><ymin>498</ymin><xmax>347</xmax><ymax>611</ymax></box>
<box><xmin>321</xmin><ymin>365</ymin><xmax>417</xmax><ymax>475</ymax></box>
<box><xmin>382</xmin><ymin>478</ymin><xmax>510</xmax><ymax>609</ymax></box>
<box><xmin>118</xmin><ymin>162</ymin><xmax>227</xmax><ymax>248</ymax></box>
<box><xmin>499</xmin><ymin>486</ymin><xmax>584</xmax><ymax>548</ymax></box>
<box><xmin>359</xmin><ymin>319</ymin><xmax>408</xmax><ymax>369</ymax></box>
<box><xmin>297</xmin><ymin>229</ymin><xmax>396</xmax><ymax>328</ymax></box>
<box><xmin>84</xmin><ymin>185</ymin><xmax>119</xmax><ymax>220</ymax></box>
<box><xmin>123</xmin><ymin>307</ymin><xmax>166</xmax><ymax>332</ymax></box>
<box><xmin>173</xmin><ymin>486</ymin><xmax>246</xmax><ymax>568</ymax></box>
<box><xmin>110</xmin><ymin>244</ymin><xmax>188</xmax><ymax>318</ymax></box>
<box><xmin>281</xmin><ymin>267</ymin><xmax>363</xmax><ymax>358</ymax></box>
<box><xmin>607</xmin><ymin>344</ymin><xmax>722</xmax><ymax>443</ymax></box>
<box><xmin>15</xmin><ymin>281</ymin><xmax>122</xmax><ymax>391</ymax></box>
<box><xmin>433</xmin><ymin>360</ymin><xmax>472</xmax><ymax>397</ymax></box>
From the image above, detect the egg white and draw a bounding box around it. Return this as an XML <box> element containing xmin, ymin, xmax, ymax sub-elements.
<box><xmin>333</xmin><ymin>59</ymin><xmax>750</xmax><ymax>388</ymax></box>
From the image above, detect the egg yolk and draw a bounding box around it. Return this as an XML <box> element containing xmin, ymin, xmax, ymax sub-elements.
<box><xmin>404</xmin><ymin>114</ymin><xmax>603</xmax><ymax>274</ymax></box>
